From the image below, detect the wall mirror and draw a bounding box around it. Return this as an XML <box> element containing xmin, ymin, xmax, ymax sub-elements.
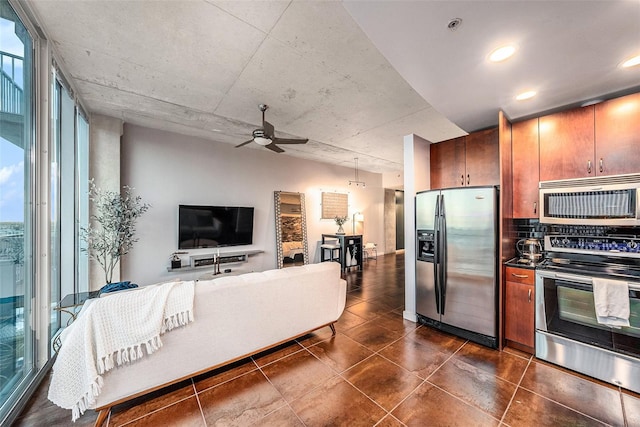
<box><xmin>274</xmin><ymin>191</ymin><xmax>310</xmax><ymax>268</ymax></box>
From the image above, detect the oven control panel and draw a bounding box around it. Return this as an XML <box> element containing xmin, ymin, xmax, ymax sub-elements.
<box><xmin>545</xmin><ymin>235</ymin><xmax>640</xmax><ymax>257</ymax></box>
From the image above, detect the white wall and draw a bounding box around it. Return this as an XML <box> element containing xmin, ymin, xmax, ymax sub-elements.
<box><xmin>382</xmin><ymin>171</ymin><xmax>403</xmax><ymax>189</ymax></box>
<box><xmin>120</xmin><ymin>124</ymin><xmax>384</xmax><ymax>286</ymax></box>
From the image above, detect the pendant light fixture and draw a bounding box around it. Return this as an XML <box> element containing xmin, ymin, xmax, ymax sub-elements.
<box><xmin>348</xmin><ymin>157</ymin><xmax>366</xmax><ymax>188</ymax></box>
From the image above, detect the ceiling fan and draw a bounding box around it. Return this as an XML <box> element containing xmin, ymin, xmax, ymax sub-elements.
<box><xmin>236</xmin><ymin>104</ymin><xmax>308</xmax><ymax>153</ymax></box>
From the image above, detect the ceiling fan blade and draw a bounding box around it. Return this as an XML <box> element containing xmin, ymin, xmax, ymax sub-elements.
<box><xmin>266</xmin><ymin>143</ymin><xmax>285</xmax><ymax>153</ymax></box>
<box><xmin>272</xmin><ymin>137</ymin><xmax>308</xmax><ymax>145</ymax></box>
<box><xmin>263</xmin><ymin>121</ymin><xmax>275</xmax><ymax>138</ymax></box>
<box><xmin>235</xmin><ymin>139</ymin><xmax>254</xmax><ymax>148</ymax></box>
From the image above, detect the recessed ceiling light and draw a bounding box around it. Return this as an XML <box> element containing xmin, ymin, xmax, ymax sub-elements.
<box><xmin>621</xmin><ymin>54</ymin><xmax>640</xmax><ymax>68</ymax></box>
<box><xmin>447</xmin><ymin>18</ymin><xmax>463</xmax><ymax>31</ymax></box>
<box><xmin>489</xmin><ymin>45</ymin><xmax>516</xmax><ymax>62</ymax></box>
<box><xmin>516</xmin><ymin>90</ymin><xmax>536</xmax><ymax>101</ymax></box>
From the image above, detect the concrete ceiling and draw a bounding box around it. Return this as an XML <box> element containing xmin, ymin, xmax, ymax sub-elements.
<box><xmin>344</xmin><ymin>0</ymin><xmax>640</xmax><ymax>132</ymax></box>
<box><xmin>26</xmin><ymin>1</ymin><xmax>640</xmax><ymax>175</ymax></box>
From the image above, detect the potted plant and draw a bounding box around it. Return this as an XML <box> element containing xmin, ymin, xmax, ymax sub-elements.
<box><xmin>334</xmin><ymin>215</ymin><xmax>348</xmax><ymax>234</ymax></box>
<box><xmin>79</xmin><ymin>180</ymin><xmax>150</xmax><ymax>286</ymax></box>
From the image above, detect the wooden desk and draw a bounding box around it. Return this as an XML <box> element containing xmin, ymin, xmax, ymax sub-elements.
<box><xmin>322</xmin><ymin>234</ymin><xmax>363</xmax><ymax>271</ymax></box>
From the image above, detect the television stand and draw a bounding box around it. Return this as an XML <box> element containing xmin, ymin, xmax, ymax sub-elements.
<box><xmin>167</xmin><ymin>249</ymin><xmax>263</xmax><ymax>272</ymax></box>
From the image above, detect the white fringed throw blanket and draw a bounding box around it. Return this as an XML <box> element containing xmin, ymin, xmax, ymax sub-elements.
<box><xmin>48</xmin><ymin>280</ymin><xmax>195</xmax><ymax>421</ymax></box>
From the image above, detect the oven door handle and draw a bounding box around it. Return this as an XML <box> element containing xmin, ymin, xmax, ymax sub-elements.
<box><xmin>554</xmin><ymin>273</ymin><xmax>640</xmax><ymax>292</ymax></box>
<box><xmin>554</xmin><ymin>273</ymin><xmax>593</xmax><ymax>284</ymax></box>
<box><xmin>538</xmin><ymin>270</ymin><xmax>640</xmax><ymax>292</ymax></box>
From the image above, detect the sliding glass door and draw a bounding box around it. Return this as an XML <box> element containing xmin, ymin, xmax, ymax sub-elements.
<box><xmin>0</xmin><ymin>2</ymin><xmax>35</xmax><ymax>419</ymax></box>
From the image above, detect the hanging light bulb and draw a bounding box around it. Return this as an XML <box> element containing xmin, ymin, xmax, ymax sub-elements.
<box><xmin>348</xmin><ymin>157</ymin><xmax>366</xmax><ymax>188</ymax></box>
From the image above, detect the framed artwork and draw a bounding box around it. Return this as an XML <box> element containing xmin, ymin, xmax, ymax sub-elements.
<box><xmin>321</xmin><ymin>192</ymin><xmax>348</xmax><ymax>219</ymax></box>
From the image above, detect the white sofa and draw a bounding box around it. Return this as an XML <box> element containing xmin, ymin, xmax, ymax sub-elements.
<box><xmin>90</xmin><ymin>262</ymin><xmax>346</xmax><ymax>425</ymax></box>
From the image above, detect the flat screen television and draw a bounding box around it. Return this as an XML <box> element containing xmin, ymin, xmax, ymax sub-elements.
<box><xmin>178</xmin><ymin>205</ymin><xmax>254</xmax><ymax>249</ymax></box>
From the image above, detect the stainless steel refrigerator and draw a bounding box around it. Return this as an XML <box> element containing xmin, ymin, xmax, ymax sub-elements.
<box><xmin>416</xmin><ymin>186</ymin><xmax>498</xmax><ymax>348</ymax></box>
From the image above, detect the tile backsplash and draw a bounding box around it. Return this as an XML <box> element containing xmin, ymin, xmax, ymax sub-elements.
<box><xmin>513</xmin><ymin>219</ymin><xmax>640</xmax><ymax>241</ymax></box>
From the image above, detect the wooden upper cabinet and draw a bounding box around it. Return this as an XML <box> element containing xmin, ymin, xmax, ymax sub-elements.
<box><xmin>595</xmin><ymin>92</ymin><xmax>640</xmax><ymax>176</ymax></box>
<box><xmin>512</xmin><ymin>118</ymin><xmax>540</xmax><ymax>218</ymax></box>
<box><xmin>539</xmin><ymin>106</ymin><xmax>595</xmax><ymax>181</ymax></box>
<box><xmin>430</xmin><ymin>128</ymin><xmax>499</xmax><ymax>190</ymax></box>
<box><xmin>465</xmin><ymin>127</ymin><xmax>499</xmax><ymax>187</ymax></box>
<box><xmin>430</xmin><ymin>136</ymin><xmax>466</xmax><ymax>189</ymax></box>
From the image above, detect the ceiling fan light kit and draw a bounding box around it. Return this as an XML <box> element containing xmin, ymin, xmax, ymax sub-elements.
<box><xmin>236</xmin><ymin>104</ymin><xmax>308</xmax><ymax>153</ymax></box>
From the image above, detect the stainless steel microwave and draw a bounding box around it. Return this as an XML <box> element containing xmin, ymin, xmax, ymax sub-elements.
<box><xmin>539</xmin><ymin>173</ymin><xmax>640</xmax><ymax>226</ymax></box>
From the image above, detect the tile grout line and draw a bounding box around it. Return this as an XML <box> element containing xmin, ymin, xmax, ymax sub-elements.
<box><xmin>312</xmin><ymin>292</ymin><xmax>405</xmax><ymax>422</ymax></box>
<box><xmin>191</xmin><ymin>378</ymin><xmax>208</xmax><ymax>427</ymax></box>
<box><xmin>620</xmin><ymin>387</ymin><xmax>628</xmax><ymax>427</ymax></box>
<box><xmin>380</xmin><ymin>338</ymin><xmax>469</xmax><ymax>420</ymax></box>
<box><xmin>423</xmin><ymin>337</ymin><xmax>467</xmax><ymax>382</ymax></box>
<box><xmin>193</xmin><ymin>359</ymin><xmax>260</xmax><ymax>395</ymax></box>
<box><xmin>304</xmin><ymin>332</ymin><xmax>377</xmax><ymax>376</ymax></box>
<box><xmin>518</xmin><ymin>382</ymin><xmax>618</xmax><ymax>426</ymax></box>
<box><xmin>306</xmin><ymin>307</ymin><xmax>406</xmax><ymax>422</ymax></box>
<box><xmin>116</xmin><ymin>393</ymin><xmax>198</xmax><ymax>427</ymax></box>
<box><xmin>111</xmin><ymin>377</ymin><xmax>203</xmax><ymax>426</ymax></box>
<box><xmin>427</xmin><ymin>381</ymin><xmax>504</xmax><ymax>424</ymax></box>
<box><xmin>498</xmin><ymin>352</ymin><xmax>533</xmax><ymax>425</ymax></box>
<box><xmin>254</xmin><ymin>353</ymin><xmax>309</xmax><ymax>427</ymax></box>
<box><xmin>311</xmin><ymin>265</ymin><xmax>413</xmax><ymax>423</ymax></box>
<box><xmin>418</xmin><ymin>339</ymin><xmax>520</xmax><ymax>424</ymax></box>
<box><xmin>336</xmin><ymin>370</ymin><xmax>392</xmax><ymax>422</ymax></box>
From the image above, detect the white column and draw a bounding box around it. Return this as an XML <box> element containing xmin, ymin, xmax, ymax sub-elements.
<box><xmin>403</xmin><ymin>134</ymin><xmax>431</xmax><ymax>322</ymax></box>
<box><xmin>88</xmin><ymin>114</ymin><xmax>123</xmax><ymax>289</ymax></box>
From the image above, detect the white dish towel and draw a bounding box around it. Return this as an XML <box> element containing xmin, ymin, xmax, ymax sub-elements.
<box><xmin>592</xmin><ymin>278</ymin><xmax>630</xmax><ymax>328</ymax></box>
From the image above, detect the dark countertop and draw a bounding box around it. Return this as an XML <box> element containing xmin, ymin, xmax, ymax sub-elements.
<box><xmin>504</xmin><ymin>257</ymin><xmax>541</xmax><ymax>270</ymax></box>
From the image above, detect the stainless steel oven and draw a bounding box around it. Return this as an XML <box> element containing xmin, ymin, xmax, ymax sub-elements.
<box><xmin>535</xmin><ymin>234</ymin><xmax>640</xmax><ymax>393</ymax></box>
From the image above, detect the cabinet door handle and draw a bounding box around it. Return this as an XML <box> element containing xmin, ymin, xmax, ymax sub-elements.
<box><xmin>587</xmin><ymin>160</ymin><xmax>592</xmax><ymax>174</ymax></box>
<box><xmin>528</xmin><ymin>289</ymin><xmax>532</xmax><ymax>303</ymax></box>
<box><xmin>533</xmin><ymin>201</ymin><xmax>537</xmax><ymax>215</ymax></box>
<box><xmin>599</xmin><ymin>158</ymin><xmax>604</xmax><ymax>173</ymax></box>
<box><xmin>461</xmin><ymin>174</ymin><xmax>464</xmax><ymax>186</ymax></box>
<box><xmin>511</xmin><ymin>273</ymin><xmax>529</xmax><ymax>279</ymax></box>
<box><xmin>467</xmin><ymin>174</ymin><xmax>470</xmax><ymax>185</ymax></box>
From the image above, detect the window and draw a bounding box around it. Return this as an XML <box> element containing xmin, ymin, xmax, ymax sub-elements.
<box><xmin>50</xmin><ymin>78</ymin><xmax>90</xmax><ymax>339</ymax></box>
<box><xmin>0</xmin><ymin>2</ymin><xmax>35</xmax><ymax>419</ymax></box>
<box><xmin>0</xmin><ymin>1</ymin><xmax>90</xmax><ymax>422</ymax></box>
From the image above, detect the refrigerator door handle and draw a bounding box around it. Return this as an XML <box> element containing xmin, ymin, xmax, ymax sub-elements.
<box><xmin>433</xmin><ymin>194</ymin><xmax>441</xmax><ymax>314</ymax></box>
<box><xmin>440</xmin><ymin>194</ymin><xmax>447</xmax><ymax>315</ymax></box>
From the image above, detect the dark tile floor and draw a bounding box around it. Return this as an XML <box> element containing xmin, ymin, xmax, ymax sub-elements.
<box><xmin>15</xmin><ymin>253</ymin><xmax>640</xmax><ymax>426</ymax></box>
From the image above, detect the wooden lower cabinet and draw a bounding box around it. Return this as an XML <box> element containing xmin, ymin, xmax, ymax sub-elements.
<box><xmin>504</xmin><ymin>266</ymin><xmax>535</xmax><ymax>352</ymax></box>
